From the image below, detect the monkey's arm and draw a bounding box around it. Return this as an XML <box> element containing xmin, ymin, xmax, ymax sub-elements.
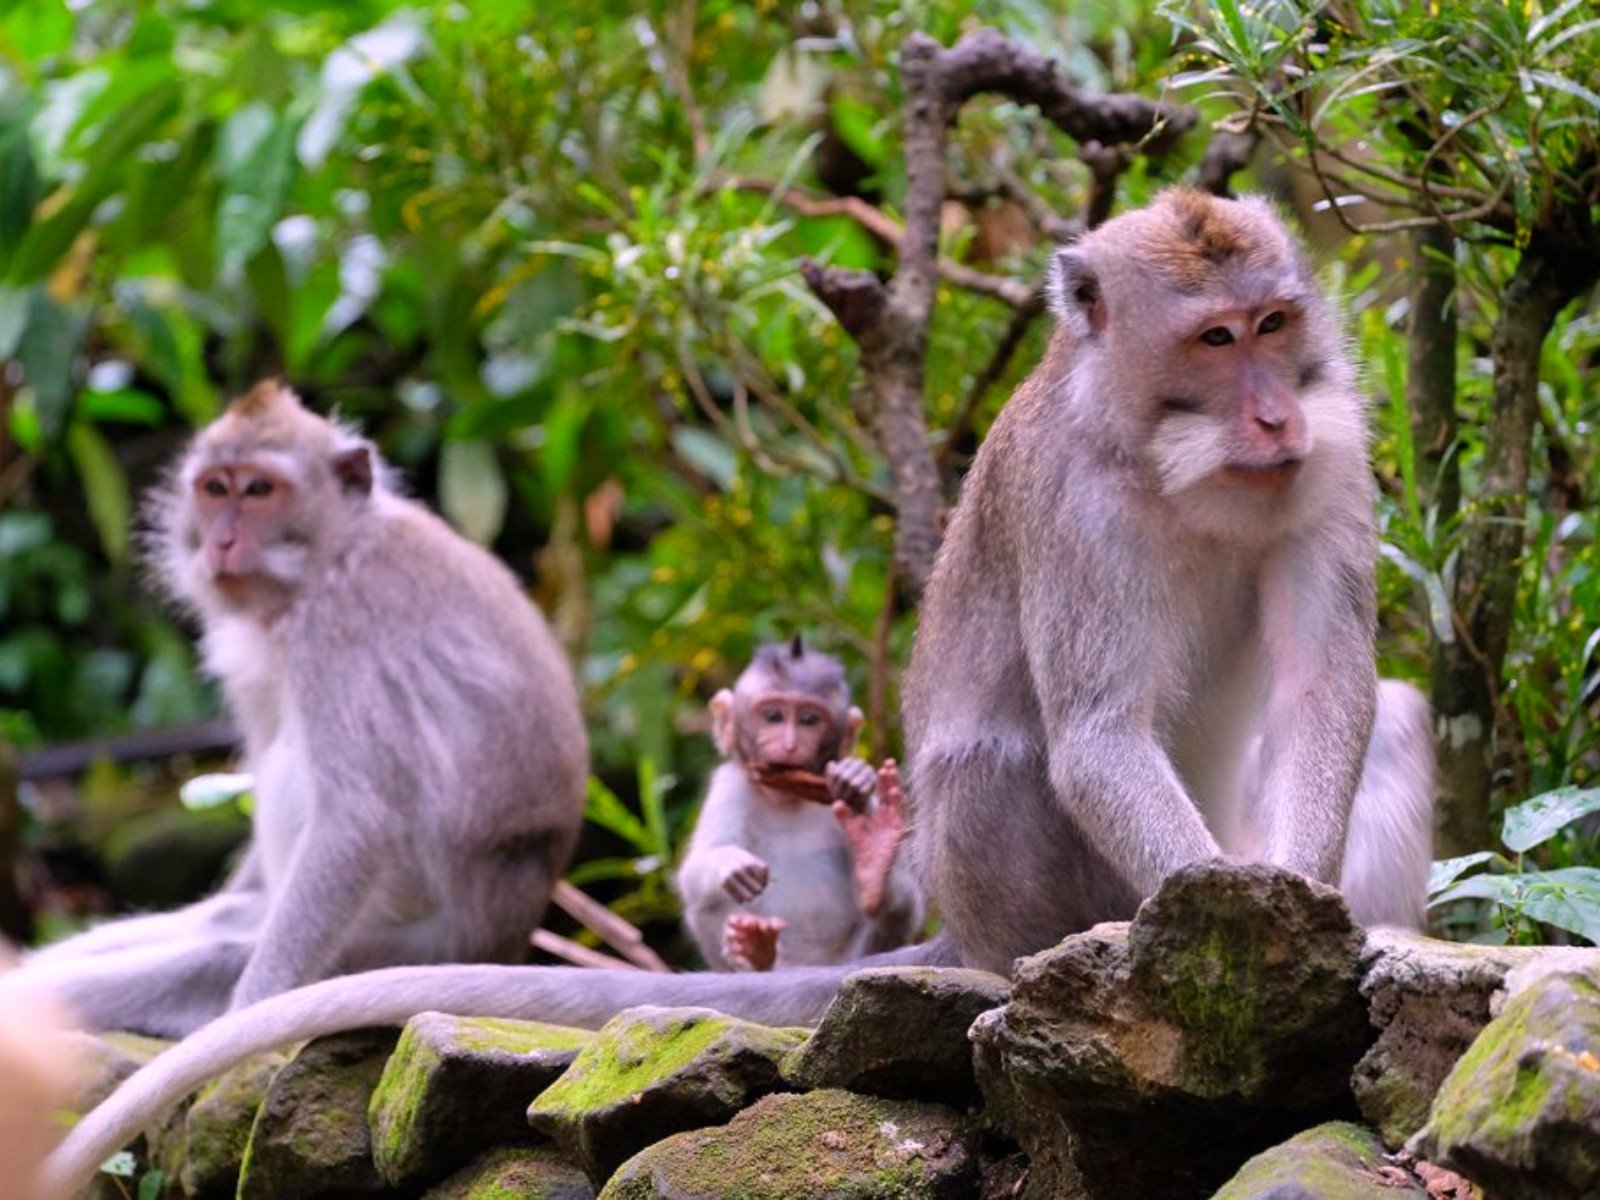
<box><xmin>1255</xmin><ymin>533</ymin><xmax>1378</xmax><ymax>884</ymax></box>
<box><xmin>677</xmin><ymin>765</ymin><xmax>768</xmax><ymax>970</ymax></box>
<box><xmin>1020</xmin><ymin>532</ymin><xmax>1221</xmax><ymax>897</ymax></box>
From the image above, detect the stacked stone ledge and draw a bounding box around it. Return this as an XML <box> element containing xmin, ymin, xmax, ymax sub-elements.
<box><xmin>56</xmin><ymin>861</ymin><xmax>1600</xmax><ymax>1198</ymax></box>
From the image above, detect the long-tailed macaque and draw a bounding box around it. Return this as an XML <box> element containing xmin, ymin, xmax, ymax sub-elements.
<box><xmin>13</xmin><ymin>382</ymin><xmax>587</xmax><ymax>1036</ymax></box>
<box><xmin>38</xmin><ymin>192</ymin><xmax>1434</xmax><ymax>1196</ymax></box>
<box><xmin>678</xmin><ymin>637</ymin><xmax>922</xmax><ymax>971</ymax></box>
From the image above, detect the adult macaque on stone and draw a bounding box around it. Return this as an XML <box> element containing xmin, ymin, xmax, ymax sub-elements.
<box><xmin>677</xmin><ymin>637</ymin><xmax>922</xmax><ymax>971</ymax></box>
<box><xmin>12</xmin><ymin>382</ymin><xmax>587</xmax><ymax>1037</ymax></box>
<box><xmin>905</xmin><ymin>188</ymin><xmax>1435</xmax><ymax>973</ymax></box>
<box><xmin>41</xmin><ymin>191</ymin><xmax>1435</xmax><ymax>1196</ymax></box>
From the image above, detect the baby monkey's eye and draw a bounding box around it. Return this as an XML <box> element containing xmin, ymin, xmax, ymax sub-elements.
<box><xmin>204</xmin><ymin>478</ymin><xmax>228</xmax><ymax>497</ymax></box>
<box><xmin>761</xmin><ymin>708</ymin><xmax>785</xmax><ymax>724</ymax></box>
<box><xmin>798</xmin><ymin>711</ymin><xmax>821</xmax><ymax>727</ymax></box>
<box><xmin>1199</xmin><ymin>327</ymin><xmax>1234</xmax><ymax>347</ymax></box>
<box><xmin>244</xmin><ymin>478</ymin><xmax>275</xmax><ymax>498</ymax></box>
<box><xmin>1257</xmin><ymin>311</ymin><xmax>1286</xmax><ymax>335</ymax></box>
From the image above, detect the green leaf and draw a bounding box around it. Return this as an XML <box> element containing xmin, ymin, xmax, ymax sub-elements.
<box><xmin>138</xmin><ymin>1169</ymin><xmax>167</xmax><ymax>1200</ymax></box>
<box><xmin>99</xmin><ymin>1151</ymin><xmax>137</xmax><ymax>1178</ymax></box>
<box><xmin>9</xmin><ymin>76</ymin><xmax>181</xmax><ymax>284</ymax></box>
<box><xmin>1501</xmin><ymin>787</ymin><xmax>1600</xmax><ymax>854</ymax></box>
<box><xmin>671</xmin><ymin>427</ymin><xmax>738</xmax><ymax>491</ymax></box>
<box><xmin>0</xmin><ymin>112</ymin><xmax>41</xmax><ymax>260</ymax></box>
<box><xmin>179</xmin><ymin>773</ymin><xmax>254</xmax><ymax>811</ymax></box>
<box><xmin>1427</xmin><ymin>851</ymin><xmax>1501</xmax><ymax>897</ymax></box>
<box><xmin>1512</xmin><ymin>868</ymin><xmax>1600</xmax><ymax>945</ymax></box>
<box><xmin>0</xmin><ymin>0</ymin><xmax>71</xmax><ymax>59</ymax></box>
<box><xmin>583</xmin><ymin>775</ymin><xmax>651</xmax><ymax>853</ymax></box>
<box><xmin>437</xmin><ymin>440</ymin><xmax>508</xmax><ymax>546</ymax></box>
<box><xmin>215</xmin><ymin>104</ymin><xmax>298</xmax><ymax>281</ymax></box>
<box><xmin>16</xmin><ymin>289</ymin><xmax>83</xmax><ymax>438</ymax></box>
<box><xmin>0</xmin><ymin>283</ymin><xmax>30</xmax><ymax>359</ymax></box>
<box><xmin>65</xmin><ymin>422</ymin><xmax>131</xmax><ymax>564</ymax></box>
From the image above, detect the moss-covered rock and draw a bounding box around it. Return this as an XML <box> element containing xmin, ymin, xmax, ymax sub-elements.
<box><xmin>1212</xmin><ymin>1121</ymin><xmax>1427</xmax><ymax>1198</ymax></box>
<box><xmin>1354</xmin><ymin>931</ymin><xmax>1535</xmax><ymax>1147</ymax></box>
<box><xmin>599</xmin><ymin>1088</ymin><xmax>977</xmax><ymax>1199</ymax></box>
<box><xmin>1414</xmin><ymin>970</ymin><xmax>1600</xmax><ymax>1200</ymax></box>
<box><xmin>370</xmin><ymin>1012</ymin><xmax>591</xmax><ymax>1190</ymax></box>
<box><xmin>781</xmin><ymin>966</ymin><xmax>1009</xmax><ymax>1104</ymax></box>
<box><xmin>236</xmin><ymin>1027</ymin><xmax>398</xmax><ymax>1199</ymax></box>
<box><xmin>528</xmin><ymin>1005</ymin><xmax>806</xmax><ymax>1184</ymax></box>
<box><xmin>422</xmin><ymin>1145</ymin><xmax>595</xmax><ymax>1199</ymax></box>
<box><xmin>973</xmin><ymin>861</ymin><xmax>1370</xmax><ymax>1199</ymax></box>
<box><xmin>147</xmin><ymin>1050</ymin><xmax>287</xmax><ymax>1199</ymax></box>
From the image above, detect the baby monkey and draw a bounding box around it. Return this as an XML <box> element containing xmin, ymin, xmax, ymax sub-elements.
<box><xmin>677</xmin><ymin>637</ymin><xmax>922</xmax><ymax>970</ymax></box>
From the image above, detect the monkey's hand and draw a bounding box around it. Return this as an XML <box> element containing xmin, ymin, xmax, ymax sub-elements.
<box><xmin>713</xmin><ymin>847</ymin><xmax>771</xmax><ymax>903</ymax></box>
<box><xmin>833</xmin><ymin>758</ymin><xmax>908</xmax><ymax>917</ymax></box>
<box><xmin>723</xmin><ymin>913</ymin><xmax>785</xmax><ymax>972</ymax></box>
<box><xmin>825</xmin><ymin>756</ymin><xmax>877</xmax><ymax>814</ymax></box>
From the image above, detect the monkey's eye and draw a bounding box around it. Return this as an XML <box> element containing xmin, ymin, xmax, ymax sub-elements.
<box><xmin>1257</xmin><ymin>311</ymin><xmax>1286</xmax><ymax>335</ymax></box>
<box><xmin>797</xmin><ymin>711</ymin><xmax>822</xmax><ymax>727</ymax></box>
<box><xmin>203</xmin><ymin>478</ymin><xmax>228</xmax><ymax>497</ymax></box>
<box><xmin>1198</xmin><ymin>327</ymin><xmax>1234</xmax><ymax>347</ymax></box>
<box><xmin>761</xmin><ymin>709</ymin><xmax>785</xmax><ymax>724</ymax></box>
<box><xmin>243</xmin><ymin>478</ymin><xmax>275</xmax><ymax>498</ymax></box>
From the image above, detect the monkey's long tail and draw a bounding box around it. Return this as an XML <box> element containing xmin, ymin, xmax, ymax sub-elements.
<box><xmin>43</xmin><ymin>941</ymin><xmax>952</xmax><ymax>1197</ymax></box>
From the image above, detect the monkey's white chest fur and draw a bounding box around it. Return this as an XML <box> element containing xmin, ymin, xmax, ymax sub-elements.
<box><xmin>743</xmin><ymin>804</ymin><xmax>862</xmax><ymax>966</ymax></box>
<box><xmin>202</xmin><ymin>618</ymin><xmax>311</xmax><ymax>885</ymax></box>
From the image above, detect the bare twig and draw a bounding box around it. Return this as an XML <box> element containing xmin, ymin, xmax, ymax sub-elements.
<box><xmin>729</xmin><ymin>179</ymin><xmax>1033</xmax><ymax>308</ymax></box>
<box><xmin>939</xmin><ymin>296</ymin><xmax>1046</xmax><ymax>469</ymax></box>
<box><xmin>531</xmin><ymin>928</ymin><xmax>641</xmax><ymax>970</ymax></box>
<box><xmin>800</xmin><ymin>27</ymin><xmax>1193</xmax><ymax>596</ymax></box>
<box><xmin>1195</xmin><ymin>127</ymin><xmax>1261</xmax><ymax>197</ymax></box>
<box><xmin>551</xmin><ymin>881</ymin><xmax>670</xmax><ymax>972</ymax></box>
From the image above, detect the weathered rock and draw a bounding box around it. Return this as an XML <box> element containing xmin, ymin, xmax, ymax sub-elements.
<box><xmin>1355</xmin><ymin>931</ymin><xmax>1530</xmax><ymax>1146</ymax></box>
<box><xmin>236</xmin><ymin>1027</ymin><xmax>399</xmax><ymax>1199</ymax></box>
<box><xmin>148</xmin><ymin>1051</ymin><xmax>287</xmax><ymax>1199</ymax></box>
<box><xmin>599</xmin><ymin>1088</ymin><xmax>978</xmax><ymax>1199</ymax></box>
<box><xmin>370</xmin><ymin>1012</ymin><xmax>591</xmax><ymax>1189</ymax></box>
<box><xmin>422</xmin><ymin>1144</ymin><xmax>595</xmax><ymax>1199</ymax></box>
<box><xmin>56</xmin><ymin>1029</ymin><xmax>170</xmax><ymax>1112</ymax></box>
<box><xmin>1212</xmin><ymin>1122</ymin><xmax>1426</xmax><ymax>1198</ymax></box>
<box><xmin>781</xmin><ymin>966</ymin><xmax>1009</xmax><ymax>1104</ymax></box>
<box><xmin>1414</xmin><ymin>969</ymin><xmax>1600</xmax><ymax>1200</ymax></box>
<box><xmin>528</xmin><ymin>1005</ymin><xmax>805</xmax><ymax>1185</ymax></box>
<box><xmin>973</xmin><ymin>861</ymin><xmax>1371</xmax><ymax>1199</ymax></box>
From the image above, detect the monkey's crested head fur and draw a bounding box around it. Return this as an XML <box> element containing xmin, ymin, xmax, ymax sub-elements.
<box><xmin>744</xmin><ymin>638</ymin><xmax>850</xmax><ymax>708</ymax></box>
<box><xmin>1046</xmin><ymin>189</ymin><xmax>1311</xmax><ymax>333</ymax></box>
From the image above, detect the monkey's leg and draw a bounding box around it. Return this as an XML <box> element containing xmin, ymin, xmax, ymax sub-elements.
<box><xmin>1339</xmin><ymin>680</ymin><xmax>1435</xmax><ymax>929</ymax></box>
<box><xmin>23</xmin><ymin>890</ymin><xmax>263</xmax><ymax>967</ymax></box>
<box><xmin>16</xmin><ymin>935</ymin><xmax>254</xmax><ymax>1036</ymax></box>
<box><xmin>229</xmin><ymin>818</ymin><xmax>381</xmax><ymax>1008</ymax></box>
<box><xmin>917</xmin><ymin>742</ymin><xmax>1141</xmax><ymax>974</ymax></box>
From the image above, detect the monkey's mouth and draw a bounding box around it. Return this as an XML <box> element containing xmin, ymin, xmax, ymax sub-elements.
<box><xmin>1223</xmin><ymin>456</ymin><xmax>1303</xmax><ymax>484</ymax></box>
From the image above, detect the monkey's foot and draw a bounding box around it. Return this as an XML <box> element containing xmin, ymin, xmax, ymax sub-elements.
<box><xmin>723</xmin><ymin>913</ymin><xmax>785</xmax><ymax>972</ymax></box>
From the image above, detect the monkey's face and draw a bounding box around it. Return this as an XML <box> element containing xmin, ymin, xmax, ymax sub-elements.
<box><xmin>189</xmin><ymin>461</ymin><xmax>306</xmax><ymax>602</ymax></box>
<box><xmin>1143</xmin><ymin>293</ymin><xmax>1313</xmax><ymax>490</ymax></box>
<box><xmin>739</xmin><ymin>690</ymin><xmax>845</xmax><ymax>771</ymax></box>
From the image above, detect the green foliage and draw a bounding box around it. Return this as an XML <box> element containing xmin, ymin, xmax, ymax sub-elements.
<box><xmin>1429</xmin><ymin>787</ymin><xmax>1600</xmax><ymax>945</ymax></box>
<box><xmin>1164</xmin><ymin>0</ymin><xmax>1600</xmax><ymax>240</ymax></box>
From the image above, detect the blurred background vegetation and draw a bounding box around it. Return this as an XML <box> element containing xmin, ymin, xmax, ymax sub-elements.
<box><xmin>0</xmin><ymin>0</ymin><xmax>1596</xmax><ymax>953</ymax></box>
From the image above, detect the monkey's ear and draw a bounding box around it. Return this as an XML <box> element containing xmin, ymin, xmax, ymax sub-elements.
<box><xmin>333</xmin><ymin>445</ymin><xmax>374</xmax><ymax>496</ymax></box>
<box><xmin>1045</xmin><ymin>249</ymin><xmax>1104</xmax><ymax>340</ymax></box>
<box><xmin>845</xmin><ymin>705</ymin><xmax>864</xmax><ymax>747</ymax></box>
<box><xmin>710</xmin><ymin>689</ymin><xmax>737</xmax><ymax>757</ymax></box>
